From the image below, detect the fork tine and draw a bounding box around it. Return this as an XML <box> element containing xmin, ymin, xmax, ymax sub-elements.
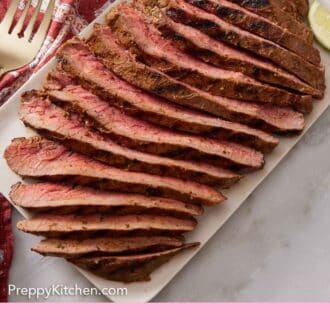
<box><xmin>0</xmin><ymin>0</ymin><xmax>20</xmax><ymax>32</ymax></box>
<box><xmin>23</xmin><ymin>0</ymin><xmax>43</xmax><ymax>41</ymax></box>
<box><xmin>11</xmin><ymin>0</ymin><xmax>33</xmax><ymax>35</ymax></box>
<box><xmin>31</xmin><ymin>0</ymin><xmax>55</xmax><ymax>45</ymax></box>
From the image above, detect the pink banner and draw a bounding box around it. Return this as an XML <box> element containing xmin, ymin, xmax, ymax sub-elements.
<box><xmin>1</xmin><ymin>304</ymin><xmax>330</xmax><ymax>329</ymax></box>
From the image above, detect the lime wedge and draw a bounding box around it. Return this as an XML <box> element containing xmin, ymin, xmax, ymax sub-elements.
<box><xmin>309</xmin><ymin>1</ymin><xmax>330</xmax><ymax>50</ymax></box>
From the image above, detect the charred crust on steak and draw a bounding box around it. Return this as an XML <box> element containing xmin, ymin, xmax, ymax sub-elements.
<box><xmin>241</xmin><ymin>0</ymin><xmax>269</xmax><ymax>8</ymax></box>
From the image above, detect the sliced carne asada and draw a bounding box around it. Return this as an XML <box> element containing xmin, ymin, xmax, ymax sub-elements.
<box><xmin>16</xmin><ymin>214</ymin><xmax>197</xmax><ymax>237</ymax></box>
<box><xmin>140</xmin><ymin>0</ymin><xmax>324</xmax><ymax>91</ymax></box>
<box><xmin>104</xmin><ymin>13</ymin><xmax>311</xmax><ymax>112</ymax></box>
<box><xmin>184</xmin><ymin>0</ymin><xmax>319</xmax><ymax>65</ymax></box>
<box><xmin>57</xmin><ymin>38</ymin><xmax>305</xmax><ymax>133</ymax></box>
<box><xmin>226</xmin><ymin>0</ymin><xmax>313</xmax><ymax>44</ymax></box>
<box><xmin>32</xmin><ymin>236</ymin><xmax>185</xmax><ymax>258</ymax></box>
<box><xmin>46</xmin><ymin>70</ymin><xmax>279</xmax><ymax>153</ymax></box>
<box><xmin>10</xmin><ymin>182</ymin><xmax>203</xmax><ymax>218</ymax></box>
<box><xmin>20</xmin><ymin>91</ymin><xmax>240</xmax><ymax>187</ymax></box>
<box><xmin>69</xmin><ymin>242</ymin><xmax>199</xmax><ymax>281</ymax></box>
<box><xmin>154</xmin><ymin>17</ymin><xmax>321</xmax><ymax>98</ymax></box>
<box><xmin>44</xmin><ymin>78</ymin><xmax>264</xmax><ymax>170</ymax></box>
<box><xmin>5</xmin><ymin>137</ymin><xmax>224</xmax><ymax>205</ymax></box>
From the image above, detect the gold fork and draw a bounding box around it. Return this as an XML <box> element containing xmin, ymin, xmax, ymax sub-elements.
<box><xmin>0</xmin><ymin>0</ymin><xmax>55</xmax><ymax>76</ymax></box>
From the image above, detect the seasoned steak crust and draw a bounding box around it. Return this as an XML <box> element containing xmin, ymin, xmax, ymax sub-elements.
<box><xmin>275</xmin><ymin>0</ymin><xmax>309</xmax><ymax>20</ymax></box>
<box><xmin>185</xmin><ymin>0</ymin><xmax>319</xmax><ymax>65</ymax></box>
<box><xmin>152</xmin><ymin>17</ymin><xmax>321</xmax><ymax>98</ymax></box>
<box><xmin>106</xmin><ymin>8</ymin><xmax>313</xmax><ymax>112</ymax></box>
<box><xmin>226</xmin><ymin>0</ymin><xmax>313</xmax><ymax>43</ymax></box>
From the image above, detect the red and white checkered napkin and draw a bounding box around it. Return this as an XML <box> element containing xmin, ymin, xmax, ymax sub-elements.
<box><xmin>0</xmin><ymin>196</ymin><xmax>13</xmax><ymax>303</ymax></box>
<box><xmin>0</xmin><ymin>0</ymin><xmax>115</xmax><ymax>302</ymax></box>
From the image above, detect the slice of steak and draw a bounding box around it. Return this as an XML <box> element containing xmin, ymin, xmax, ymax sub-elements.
<box><xmin>20</xmin><ymin>91</ymin><xmax>240</xmax><ymax>187</ymax></box>
<box><xmin>69</xmin><ymin>242</ymin><xmax>199</xmax><ymax>281</ymax></box>
<box><xmin>141</xmin><ymin>0</ymin><xmax>324</xmax><ymax>91</ymax></box>
<box><xmin>226</xmin><ymin>0</ymin><xmax>313</xmax><ymax>44</ymax></box>
<box><xmin>46</xmin><ymin>70</ymin><xmax>279</xmax><ymax>153</ymax></box>
<box><xmin>10</xmin><ymin>182</ymin><xmax>203</xmax><ymax>218</ymax></box>
<box><xmin>5</xmin><ymin>137</ymin><xmax>224</xmax><ymax>205</ymax></box>
<box><xmin>185</xmin><ymin>0</ymin><xmax>319</xmax><ymax>65</ymax></box>
<box><xmin>155</xmin><ymin>18</ymin><xmax>321</xmax><ymax>98</ymax></box>
<box><xmin>105</xmin><ymin>10</ymin><xmax>311</xmax><ymax>112</ymax></box>
<box><xmin>32</xmin><ymin>236</ymin><xmax>185</xmax><ymax>258</ymax></box>
<box><xmin>45</xmin><ymin>79</ymin><xmax>264</xmax><ymax>171</ymax></box>
<box><xmin>16</xmin><ymin>214</ymin><xmax>197</xmax><ymax>237</ymax></box>
<box><xmin>58</xmin><ymin>38</ymin><xmax>305</xmax><ymax>133</ymax></box>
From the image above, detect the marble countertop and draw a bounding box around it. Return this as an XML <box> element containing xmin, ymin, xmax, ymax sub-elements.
<box><xmin>8</xmin><ymin>105</ymin><xmax>330</xmax><ymax>302</ymax></box>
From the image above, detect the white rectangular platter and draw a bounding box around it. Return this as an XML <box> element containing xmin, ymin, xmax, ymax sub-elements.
<box><xmin>0</xmin><ymin>0</ymin><xmax>330</xmax><ymax>303</ymax></box>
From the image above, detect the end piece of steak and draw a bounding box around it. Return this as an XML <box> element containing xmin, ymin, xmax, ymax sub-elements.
<box><xmin>140</xmin><ymin>0</ymin><xmax>324</xmax><ymax>91</ymax></box>
<box><xmin>46</xmin><ymin>69</ymin><xmax>279</xmax><ymax>153</ymax></box>
<box><xmin>5</xmin><ymin>137</ymin><xmax>225</xmax><ymax>205</ymax></box>
<box><xmin>16</xmin><ymin>214</ymin><xmax>197</xmax><ymax>237</ymax></box>
<box><xmin>19</xmin><ymin>92</ymin><xmax>240</xmax><ymax>186</ymax></box>
<box><xmin>69</xmin><ymin>243</ymin><xmax>199</xmax><ymax>282</ymax></box>
<box><xmin>10</xmin><ymin>182</ymin><xmax>203</xmax><ymax>218</ymax></box>
<box><xmin>226</xmin><ymin>0</ymin><xmax>313</xmax><ymax>43</ymax></box>
<box><xmin>32</xmin><ymin>236</ymin><xmax>185</xmax><ymax>258</ymax></box>
<box><xmin>185</xmin><ymin>0</ymin><xmax>319</xmax><ymax>65</ymax></box>
<box><xmin>105</xmin><ymin>10</ymin><xmax>312</xmax><ymax>112</ymax></box>
<box><xmin>57</xmin><ymin>38</ymin><xmax>305</xmax><ymax>133</ymax></box>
